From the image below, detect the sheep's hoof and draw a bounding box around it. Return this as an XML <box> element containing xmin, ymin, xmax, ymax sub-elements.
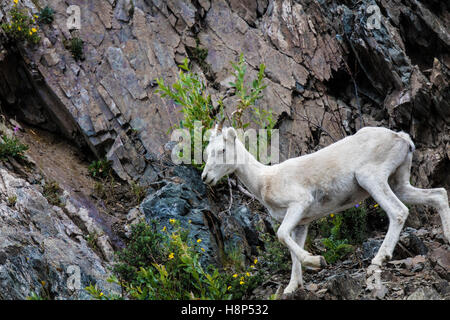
<box><xmin>283</xmin><ymin>284</ymin><xmax>297</xmax><ymax>295</ymax></box>
<box><xmin>304</xmin><ymin>255</ymin><xmax>327</xmax><ymax>269</ymax></box>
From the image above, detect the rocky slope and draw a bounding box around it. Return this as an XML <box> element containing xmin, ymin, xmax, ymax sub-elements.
<box><xmin>0</xmin><ymin>0</ymin><xmax>448</xmax><ymax>299</ymax></box>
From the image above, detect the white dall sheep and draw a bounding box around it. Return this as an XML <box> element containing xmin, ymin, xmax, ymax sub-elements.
<box><xmin>201</xmin><ymin>123</ymin><xmax>450</xmax><ymax>294</ymax></box>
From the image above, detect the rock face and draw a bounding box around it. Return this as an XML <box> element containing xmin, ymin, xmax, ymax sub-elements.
<box><xmin>0</xmin><ymin>168</ymin><xmax>118</xmax><ymax>299</ymax></box>
<box><xmin>0</xmin><ymin>0</ymin><xmax>449</xmax><ymax>300</ymax></box>
<box><xmin>0</xmin><ymin>0</ymin><xmax>447</xmax><ymax>190</ymax></box>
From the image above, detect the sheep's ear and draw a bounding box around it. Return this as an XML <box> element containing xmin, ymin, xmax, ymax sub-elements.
<box><xmin>224</xmin><ymin>127</ymin><xmax>237</xmax><ymax>142</ymax></box>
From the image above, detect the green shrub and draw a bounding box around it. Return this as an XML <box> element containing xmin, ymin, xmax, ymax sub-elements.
<box><xmin>69</xmin><ymin>37</ymin><xmax>84</xmax><ymax>61</ymax></box>
<box><xmin>313</xmin><ymin>205</ymin><xmax>369</xmax><ymax>245</ymax></box>
<box><xmin>156</xmin><ymin>57</ymin><xmax>216</xmax><ymax>131</ymax></box>
<box><xmin>112</xmin><ymin>221</ymin><xmax>167</xmax><ymax>283</ymax></box>
<box><xmin>337</xmin><ymin>205</ymin><xmax>368</xmax><ymax>244</ymax></box>
<box><xmin>322</xmin><ymin>236</ymin><xmax>354</xmax><ymax>264</ymax></box>
<box><xmin>321</xmin><ymin>214</ymin><xmax>354</xmax><ymax>264</ymax></box>
<box><xmin>1</xmin><ymin>4</ymin><xmax>40</xmax><ymax>45</ymax></box>
<box><xmin>93</xmin><ymin>220</ymin><xmax>260</xmax><ymax>300</ymax></box>
<box><xmin>88</xmin><ymin>158</ymin><xmax>112</xmax><ymax>179</ymax></box>
<box><xmin>156</xmin><ymin>54</ymin><xmax>275</xmax><ymax>166</ymax></box>
<box><xmin>38</xmin><ymin>6</ymin><xmax>55</xmax><ymax>24</ymax></box>
<box><xmin>229</xmin><ymin>53</ymin><xmax>269</xmax><ymax>130</ymax></box>
<box><xmin>0</xmin><ymin>135</ymin><xmax>29</xmax><ymax>160</ymax></box>
<box><xmin>257</xmin><ymin>226</ymin><xmax>291</xmax><ymax>274</ymax></box>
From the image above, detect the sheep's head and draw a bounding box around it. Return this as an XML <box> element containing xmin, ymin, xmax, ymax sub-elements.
<box><xmin>201</xmin><ymin>120</ymin><xmax>238</xmax><ymax>186</ymax></box>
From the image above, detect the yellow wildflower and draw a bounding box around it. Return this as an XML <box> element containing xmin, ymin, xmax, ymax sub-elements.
<box><xmin>14</xmin><ymin>0</ymin><xmax>19</xmax><ymax>4</ymax></box>
<box><xmin>232</xmin><ymin>274</ymin><xmax>238</xmax><ymax>278</ymax></box>
<box><xmin>250</xmin><ymin>265</ymin><xmax>255</xmax><ymax>269</ymax></box>
<box><xmin>188</xmin><ymin>219</ymin><xmax>192</xmax><ymax>224</ymax></box>
<box><xmin>227</xmin><ymin>286</ymin><xmax>232</xmax><ymax>291</ymax></box>
<box><xmin>40</xmin><ymin>281</ymin><xmax>46</xmax><ymax>286</ymax></box>
<box><xmin>254</xmin><ymin>258</ymin><xmax>258</xmax><ymax>264</ymax></box>
<box><xmin>169</xmin><ymin>218</ymin><xmax>176</xmax><ymax>224</ymax></box>
<box><xmin>34</xmin><ymin>15</ymin><xmax>39</xmax><ymax>18</ymax></box>
<box><xmin>162</xmin><ymin>226</ymin><xmax>167</xmax><ymax>232</ymax></box>
<box><xmin>168</xmin><ymin>252</ymin><xmax>174</xmax><ymax>260</ymax></box>
<box><xmin>374</xmin><ymin>204</ymin><xmax>379</xmax><ymax>208</ymax></box>
<box><xmin>330</xmin><ymin>213</ymin><xmax>335</xmax><ymax>218</ymax></box>
<box><xmin>29</xmin><ymin>31</ymin><xmax>32</xmax><ymax>35</ymax></box>
<box><xmin>246</xmin><ymin>272</ymin><xmax>250</xmax><ymax>277</ymax></box>
<box><xmin>239</xmin><ymin>281</ymin><xmax>245</xmax><ymax>285</ymax></box>
<box><xmin>201</xmin><ymin>248</ymin><xmax>205</xmax><ymax>252</ymax></box>
<box><xmin>99</xmin><ymin>292</ymin><xmax>104</xmax><ymax>297</ymax></box>
<box><xmin>18</xmin><ymin>26</ymin><xmax>21</xmax><ymax>31</ymax></box>
<box><xmin>31</xmin><ymin>28</ymin><xmax>37</xmax><ymax>33</ymax></box>
<box><xmin>196</xmin><ymin>238</ymin><xmax>202</xmax><ymax>243</ymax></box>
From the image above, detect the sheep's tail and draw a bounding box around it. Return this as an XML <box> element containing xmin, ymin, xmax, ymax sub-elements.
<box><xmin>396</xmin><ymin>131</ymin><xmax>415</xmax><ymax>153</ymax></box>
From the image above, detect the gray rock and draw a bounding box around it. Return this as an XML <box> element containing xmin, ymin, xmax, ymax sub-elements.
<box><xmin>326</xmin><ymin>272</ymin><xmax>363</xmax><ymax>300</ymax></box>
<box><xmin>362</xmin><ymin>239</ymin><xmax>383</xmax><ymax>261</ymax></box>
<box><xmin>0</xmin><ymin>169</ymin><xmax>119</xmax><ymax>299</ymax></box>
<box><xmin>407</xmin><ymin>287</ymin><xmax>441</xmax><ymax>300</ymax></box>
<box><xmin>140</xmin><ymin>167</ymin><xmax>218</xmax><ymax>266</ymax></box>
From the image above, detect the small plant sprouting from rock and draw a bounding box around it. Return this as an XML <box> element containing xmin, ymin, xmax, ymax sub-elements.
<box><xmin>38</xmin><ymin>6</ymin><xmax>55</xmax><ymax>24</ymax></box>
<box><xmin>0</xmin><ymin>135</ymin><xmax>29</xmax><ymax>160</ymax></box>
<box><xmin>86</xmin><ymin>232</ymin><xmax>99</xmax><ymax>251</ymax></box>
<box><xmin>88</xmin><ymin>158</ymin><xmax>112</xmax><ymax>179</ymax></box>
<box><xmin>1</xmin><ymin>2</ymin><xmax>40</xmax><ymax>45</ymax></box>
<box><xmin>69</xmin><ymin>37</ymin><xmax>84</xmax><ymax>61</ymax></box>
<box><xmin>128</xmin><ymin>0</ymin><xmax>135</xmax><ymax>19</ymax></box>
<box><xmin>42</xmin><ymin>180</ymin><xmax>63</xmax><ymax>206</ymax></box>
<box><xmin>7</xmin><ymin>195</ymin><xmax>17</xmax><ymax>207</ymax></box>
<box><xmin>131</xmin><ymin>182</ymin><xmax>147</xmax><ymax>203</ymax></box>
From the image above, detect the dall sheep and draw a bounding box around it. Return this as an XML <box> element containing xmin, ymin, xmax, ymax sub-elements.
<box><xmin>201</xmin><ymin>122</ymin><xmax>450</xmax><ymax>294</ymax></box>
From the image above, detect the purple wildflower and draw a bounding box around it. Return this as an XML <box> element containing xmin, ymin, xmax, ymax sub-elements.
<box><xmin>13</xmin><ymin>126</ymin><xmax>19</xmax><ymax>134</ymax></box>
<box><xmin>355</xmin><ymin>204</ymin><xmax>360</xmax><ymax>208</ymax></box>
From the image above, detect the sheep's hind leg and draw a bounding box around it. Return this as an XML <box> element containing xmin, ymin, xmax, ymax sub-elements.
<box><xmin>357</xmin><ymin>174</ymin><xmax>409</xmax><ymax>270</ymax></box>
<box><xmin>284</xmin><ymin>224</ymin><xmax>309</xmax><ymax>294</ymax></box>
<box><xmin>395</xmin><ymin>186</ymin><xmax>450</xmax><ymax>242</ymax></box>
<box><xmin>390</xmin><ymin>154</ymin><xmax>450</xmax><ymax>242</ymax></box>
<box><xmin>277</xmin><ymin>203</ymin><xmax>326</xmax><ymax>273</ymax></box>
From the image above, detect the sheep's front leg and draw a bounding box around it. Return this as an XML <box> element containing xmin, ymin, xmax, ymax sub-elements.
<box><xmin>284</xmin><ymin>224</ymin><xmax>309</xmax><ymax>294</ymax></box>
<box><xmin>277</xmin><ymin>203</ymin><xmax>327</xmax><ymax>273</ymax></box>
